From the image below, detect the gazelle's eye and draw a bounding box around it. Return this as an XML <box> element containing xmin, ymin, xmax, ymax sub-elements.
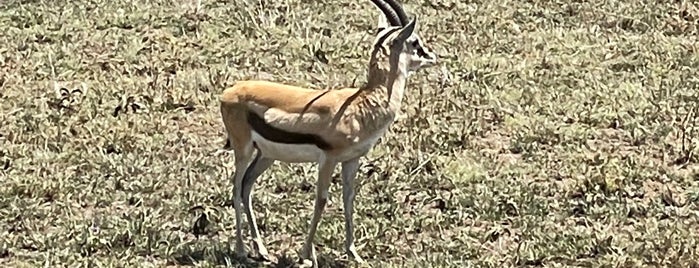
<box><xmin>416</xmin><ymin>47</ymin><xmax>428</xmax><ymax>58</ymax></box>
<box><xmin>411</xmin><ymin>40</ymin><xmax>420</xmax><ymax>48</ymax></box>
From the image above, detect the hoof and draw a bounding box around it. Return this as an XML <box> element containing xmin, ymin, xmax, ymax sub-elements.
<box><xmin>253</xmin><ymin>241</ymin><xmax>271</xmax><ymax>261</ymax></box>
<box><xmin>298</xmin><ymin>246</ymin><xmax>318</xmax><ymax>268</ymax></box>
<box><xmin>234</xmin><ymin>245</ymin><xmax>247</xmax><ymax>260</ymax></box>
<box><xmin>347</xmin><ymin>245</ymin><xmax>364</xmax><ymax>263</ymax></box>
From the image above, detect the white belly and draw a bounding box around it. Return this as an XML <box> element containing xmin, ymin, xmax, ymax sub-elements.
<box><xmin>251</xmin><ymin>131</ymin><xmax>324</xmax><ymax>163</ymax></box>
<box><xmin>250</xmin><ymin>126</ymin><xmax>389</xmax><ymax>163</ymax></box>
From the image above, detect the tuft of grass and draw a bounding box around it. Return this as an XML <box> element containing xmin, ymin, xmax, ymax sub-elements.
<box><xmin>1</xmin><ymin>0</ymin><xmax>699</xmax><ymax>267</ymax></box>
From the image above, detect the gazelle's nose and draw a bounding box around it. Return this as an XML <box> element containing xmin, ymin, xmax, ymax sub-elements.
<box><xmin>425</xmin><ymin>49</ymin><xmax>438</xmax><ymax>66</ymax></box>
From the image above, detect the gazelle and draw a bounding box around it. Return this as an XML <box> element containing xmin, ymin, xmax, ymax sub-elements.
<box><xmin>219</xmin><ymin>0</ymin><xmax>437</xmax><ymax>265</ymax></box>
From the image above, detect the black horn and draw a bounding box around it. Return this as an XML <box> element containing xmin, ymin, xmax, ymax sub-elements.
<box><xmin>384</xmin><ymin>0</ymin><xmax>410</xmax><ymax>26</ymax></box>
<box><xmin>370</xmin><ymin>0</ymin><xmax>402</xmax><ymax>26</ymax></box>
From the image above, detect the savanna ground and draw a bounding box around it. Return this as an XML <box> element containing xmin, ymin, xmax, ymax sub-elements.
<box><xmin>1</xmin><ymin>0</ymin><xmax>699</xmax><ymax>267</ymax></box>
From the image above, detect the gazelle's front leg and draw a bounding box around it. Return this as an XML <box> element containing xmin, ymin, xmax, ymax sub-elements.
<box><xmin>300</xmin><ymin>156</ymin><xmax>338</xmax><ymax>267</ymax></box>
<box><xmin>241</xmin><ymin>151</ymin><xmax>275</xmax><ymax>260</ymax></box>
<box><xmin>341</xmin><ymin>157</ymin><xmax>363</xmax><ymax>263</ymax></box>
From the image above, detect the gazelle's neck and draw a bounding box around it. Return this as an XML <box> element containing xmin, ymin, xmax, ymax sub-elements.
<box><xmin>362</xmin><ymin>63</ymin><xmax>408</xmax><ymax>113</ymax></box>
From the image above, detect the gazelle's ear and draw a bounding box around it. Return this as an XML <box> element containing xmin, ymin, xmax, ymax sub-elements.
<box><xmin>394</xmin><ymin>15</ymin><xmax>417</xmax><ymax>44</ymax></box>
<box><xmin>376</xmin><ymin>13</ymin><xmax>389</xmax><ymax>33</ymax></box>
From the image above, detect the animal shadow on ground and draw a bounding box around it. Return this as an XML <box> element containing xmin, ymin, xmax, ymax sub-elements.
<box><xmin>168</xmin><ymin>241</ymin><xmax>350</xmax><ymax>268</ymax></box>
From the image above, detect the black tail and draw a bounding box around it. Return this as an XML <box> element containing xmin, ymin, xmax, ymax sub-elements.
<box><xmin>223</xmin><ymin>138</ymin><xmax>231</xmax><ymax>149</ymax></box>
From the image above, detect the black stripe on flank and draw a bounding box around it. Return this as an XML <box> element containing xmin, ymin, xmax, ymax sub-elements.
<box><xmin>246</xmin><ymin>111</ymin><xmax>333</xmax><ymax>150</ymax></box>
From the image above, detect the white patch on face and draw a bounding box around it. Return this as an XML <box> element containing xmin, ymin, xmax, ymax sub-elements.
<box><xmin>403</xmin><ymin>35</ymin><xmax>436</xmax><ymax>72</ymax></box>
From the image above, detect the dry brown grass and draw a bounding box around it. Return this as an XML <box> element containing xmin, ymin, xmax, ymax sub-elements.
<box><xmin>1</xmin><ymin>0</ymin><xmax>699</xmax><ymax>267</ymax></box>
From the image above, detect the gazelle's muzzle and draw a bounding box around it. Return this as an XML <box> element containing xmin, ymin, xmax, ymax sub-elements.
<box><xmin>418</xmin><ymin>46</ymin><xmax>438</xmax><ymax>68</ymax></box>
<box><xmin>424</xmin><ymin>50</ymin><xmax>438</xmax><ymax>66</ymax></box>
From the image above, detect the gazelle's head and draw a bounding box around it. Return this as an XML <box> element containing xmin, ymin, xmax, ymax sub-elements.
<box><xmin>369</xmin><ymin>0</ymin><xmax>437</xmax><ymax>77</ymax></box>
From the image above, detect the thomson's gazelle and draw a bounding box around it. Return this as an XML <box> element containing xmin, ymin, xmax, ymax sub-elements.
<box><xmin>219</xmin><ymin>0</ymin><xmax>437</xmax><ymax>265</ymax></box>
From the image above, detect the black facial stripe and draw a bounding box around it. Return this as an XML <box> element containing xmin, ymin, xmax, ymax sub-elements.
<box><xmin>246</xmin><ymin>110</ymin><xmax>333</xmax><ymax>150</ymax></box>
<box><xmin>417</xmin><ymin>46</ymin><xmax>430</xmax><ymax>58</ymax></box>
<box><xmin>410</xmin><ymin>38</ymin><xmax>432</xmax><ymax>59</ymax></box>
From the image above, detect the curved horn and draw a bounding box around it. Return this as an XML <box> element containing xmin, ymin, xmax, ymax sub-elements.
<box><xmin>384</xmin><ymin>0</ymin><xmax>410</xmax><ymax>26</ymax></box>
<box><xmin>370</xmin><ymin>0</ymin><xmax>402</xmax><ymax>26</ymax></box>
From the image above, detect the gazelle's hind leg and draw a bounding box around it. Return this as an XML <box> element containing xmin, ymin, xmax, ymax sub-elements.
<box><xmin>220</xmin><ymin>103</ymin><xmax>259</xmax><ymax>258</ymax></box>
<box><xmin>230</xmin><ymin>140</ymin><xmax>255</xmax><ymax>258</ymax></box>
<box><xmin>241</xmin><ymin>150</ymin><xmax>275</xmax><ymax>260</ymax></box>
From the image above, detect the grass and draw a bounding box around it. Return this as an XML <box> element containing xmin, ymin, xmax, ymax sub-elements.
<box><xmin>1</xmin><ymin>0</ymin><xmax>699</xmax><ymax>267</ymax></box>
